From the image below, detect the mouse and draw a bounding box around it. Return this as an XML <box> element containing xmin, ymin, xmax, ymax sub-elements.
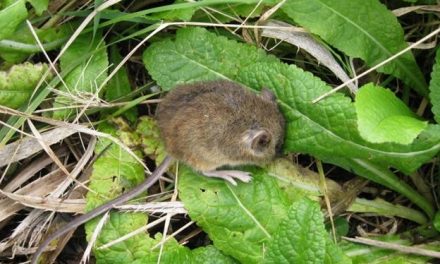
<box><xmin>31</xmin><ymin>80</ymin><xmax>285</xmax><ymax>263</ymax></box>
<box><xmin>156</xmin><ymin>80</ymin><xmax>285</xmax><ymax>185</ymax></box>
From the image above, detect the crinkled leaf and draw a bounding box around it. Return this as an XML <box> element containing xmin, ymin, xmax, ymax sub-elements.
<box><xmin>178</xmin><ymin>165</ymin><xmax>293</xmax><ymax>263</ymax></box>
<box><xmin>143</xmin><ymin>27</ymin><xmax>278</xmax><ymax>90</ymax></box>
<box><xmin>355</xmin><ymin>83</ymin><xmax>427</xmax><ymax>144</ymax></box>
<box><xmin>53</xmin><ymin>31</ymin><xmax>108</xmax><ymax>119</ymax></box>
<box><xmin>429</xmin><ymin>48</ymin><xmax>440</xmax><ymax>123</ymax></box>
<box><xmin>0</xmin><ymin>0</ymin><xmax>27</xmax><ymax>40</ymax></box>
<box><xmin>190</xmin><ymin>246</ymin><xmax>238</xmax><ymax>264</ymax></box>
<box><xmin>178</xmin><ymin>163</ymin><xmax>351</xmax><ymax>263</ymax></box>
<box><xmin>264</xmin><ymin>198</ymin><xmax>326</xmax><ymax>264</ymax></box>
<box><xmin>281</xmin><ymin>0</ymin><xmax>427</xmax><ymax>96</ymax></box>
<box><xmin>0</xmin><ymin>63</ymin><xmax>51</xmax><ymax>109</ymax></box>
<box><xmin>134</xmin><ymin>236</ymin><xmax>237</xmax><ymax>264</ymax></box>
<box><xmin>135</xmin><ymin>116</ymin><xmax>167</xmax><ymax>164</ymax></box>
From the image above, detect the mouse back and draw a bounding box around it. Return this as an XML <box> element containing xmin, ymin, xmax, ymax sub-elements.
<box><xmin>156</xmin><ymin>80</ymin><xmax>285</xmax><ymax>171</ymax></box>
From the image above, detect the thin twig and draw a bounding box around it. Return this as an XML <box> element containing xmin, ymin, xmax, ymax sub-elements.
<box><xmin>343</xmin><ymin>236</ymin><xmax>440</xmax><ymax>258</ymax></box>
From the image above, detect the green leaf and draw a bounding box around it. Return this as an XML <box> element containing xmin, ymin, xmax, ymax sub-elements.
<box><xmin>27</xmin><ymin>0</ymin><xmax>48</xmax><ymax>15</ymax></box>
<box><xmin>0</xmin><ymin>25</ymin><xmax>68</xmax><ymax>63</ymax></box>
<box><xmin>178</xmin><ymin>165</ymin><xmax>293</xmax><ymax>263</ymax></box>
<box><xmin>0</xmin><ymin>0</ymin><xmax>27</xmax><ymax>40</ymax></box>
<box><xmin>151</xmin><ymin>0</ymin><xmax>196</xmax><ymax>21</ymax></box>
<box><xmin>178</xmin><ymin>163</ymin><xmax>351</xmax><ymax>263</ymax></box>
<box><xmin>85</xmin><ymin>122</ymin><xmax>149</xmax><ymax>262</ymax></box>
<box><xmin>264</xmin><ymin>198</ymin><xmax>326</xmax><ymax>264</ymax></box>
<box><xmin>192</xmin><ymin>1</ymin><xmax>277</xmax><ymax>23</ymax></box>
<box><xmin>104</xmin><ymin>43</ymin><xmax>137</xmax><ymax>122</ymax></box>
<box><xmin>434</xmin><ymin>211</ymin><xmax>440</xmax><ymax>232</ymax></box>
<box><xmin>0</xmin><ymin>63</ymin><xmax>50</xmax><ymax>109</ymax></box>
<box><xmin>348</xmin><ymin>197</ymin><xmax>427</xmax><ymax>224</ymax></box>
<box><xmin>135</xmin><ymin>116</ymin><xmax>167</xmax><ymax>165</ymax></box>
<box><xmin>105</xmin><ymin>45</ymin><xmax>132</xmax><ymax>103</ymax></box>
<box><xmin>143</xmin><ymin>27</ymin><xmax>278</xmax><ymax>90</ymax></box>
<box><xmin>355</xmin><ymin>84</ymin><xmax>427</xmax><ymax>144</ymax></box>
<box><xmin>325</xmin><ymin>238</ymin><xmax>352</xmax><ymax>264</ymax></box>
<box><xmin>53</xmin><ymin>31</ymin><xmax>109</xmax><ymax>119</ymax></box>
<box><xmin>190</xmin><ymin>246</ymin><xmax>238</xmax><ymax>264</ymax></box>
<box><xmin>281</xmin><ymin>0</ymin><xmax>427</xmax><ymax>96</ymax></box>
<box><xmin>134</xmin><ymin>236</ymin><xmax>237</xmax><ymax>264</ymax></box>
<box><xmin>429</xmin><ymin>48</ymin><xmax>440</xmax><ymax>123</ymax></box>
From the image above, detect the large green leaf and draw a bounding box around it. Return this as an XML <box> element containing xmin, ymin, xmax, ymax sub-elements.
<box><xmin>0</xmin><ymin>63</ymin><xmax>50</xmax><ymax>109</ymax></box>
<box><xmin>264</xmin><ymin>198</ymin><xmax>326</xmax><ymax>264</ymax></box>
<box><xmin>178</xmin><ymin>165</ymin><xmax>351</xmax><ymax>263</ymax></box>
<box><xmin>355</xmin><ymin>83</ymin><xmax>427</xmax><ymax>144</ymax></box>
<box><xmin>143</xmin><ymin>27</ymin><xmax>278</xmax><ymax>90</ymax></box>
<box><xmin>429</xmin><ymin>48</ymin><xmax>440</xmax><ymax>123</ymax></box>
<box><xmin>178</xmin><ymin>165</ymin><xmax>293</xmax><ymax>263</ymax></box>
<box><xmin>53</xmin><ymin>31</ymin><xmax>109</xmax><ymax>119</ymax></box>
<box><xmin>281</xmin><ymin>0</ymin><xmax>427</xmax><ymax>96</ymax></box>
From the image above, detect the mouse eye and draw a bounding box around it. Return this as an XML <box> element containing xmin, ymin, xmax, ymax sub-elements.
<box><xmin>250</xmin><ymin>131</ymin><xmax>272</xmax><ymax>152</ymax></box>
<box><xmin>257</xmin><ymin>135</ymin><xmax>270</xmax><ymax>148</ymax></box>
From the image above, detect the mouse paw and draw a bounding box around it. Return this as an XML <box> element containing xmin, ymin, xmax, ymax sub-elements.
<box><xmin>202</xmin><ymin>170</ymin><xmax>252</xmax><ymax>186</ymax></box>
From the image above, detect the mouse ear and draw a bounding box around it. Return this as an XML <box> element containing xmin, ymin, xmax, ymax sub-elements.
<box><xmin>260</xmin><ymin>88</ymin><xmax>276</xmax><ymax>102</ymax></box>
<box><xmin>243</xmin><ymin>129</ymin><xmax>272</xmax><ymax>154</ymax></box>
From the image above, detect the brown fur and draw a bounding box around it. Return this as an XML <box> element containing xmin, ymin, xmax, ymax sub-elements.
<box><xmin>156</xmin><ymin>80</ymin><xmax>285</xmax><ymax>171</ymax></box>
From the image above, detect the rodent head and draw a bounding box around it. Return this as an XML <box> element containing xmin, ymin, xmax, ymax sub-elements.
<box><xmin>226</xmin><ymin>88</ymin><xmax>285</xmax><ymax>166</ymax></box>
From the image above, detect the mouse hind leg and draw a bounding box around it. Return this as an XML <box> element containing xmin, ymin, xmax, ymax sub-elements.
<box><xmin>202</xmin><ymin>170</ymin><xmax>252</xmax><ymax>186</ymax></box>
